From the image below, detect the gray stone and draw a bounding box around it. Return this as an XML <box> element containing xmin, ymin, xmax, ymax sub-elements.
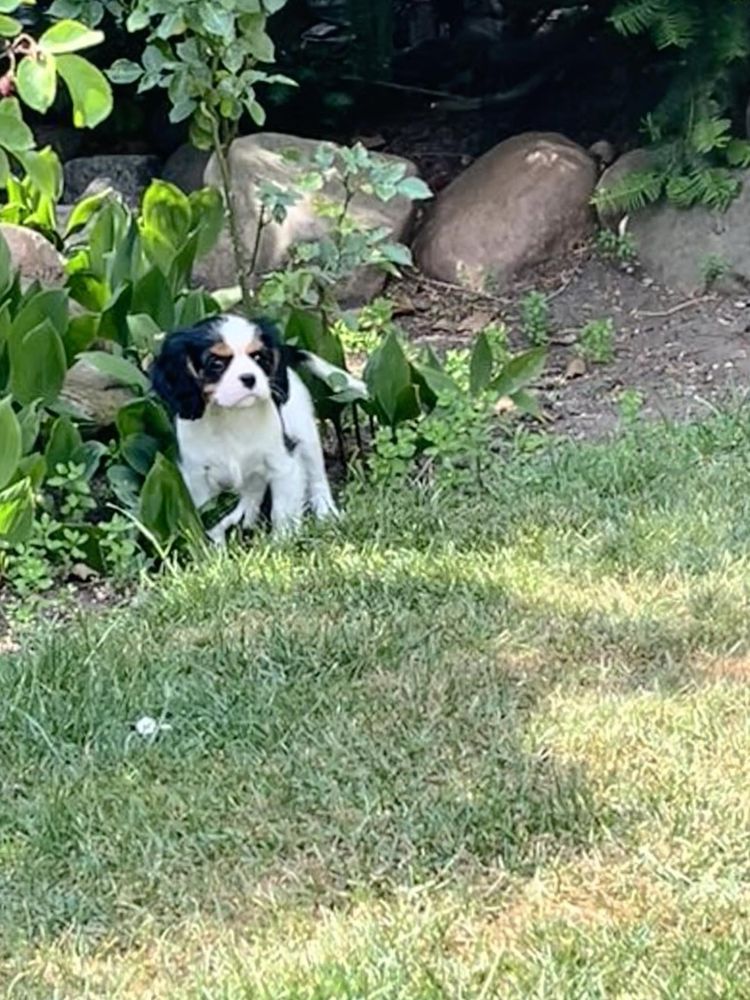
<box><xmin>595</xmin><ymin>148</ymin><xmax>656</xmax><ymax>230</ymax></box>
<box><xmin>0</xmin><ymin>223</ymin><xmax>65</xmax><ymax>286</ymax></box>
<box><xmin>195</xmin><ymin>132</ymin><xmax>420</xmax><ymax>306</ymax></box>
<box><xmin>413</xmin><ymin>132</ymin><xmax>596</xmax><ymax>291</ymax></box>
<box><xmin>63</xmin><ymin>154</ymin><xmax>161</xmax><ymax>208</ymax></box>
<box><xmin>60</xmin><ymin>358</ymin><xmax>137</xmax><ymax>426</ymax></box>
<box><xmin>162</xmin><ymin>143</ymin><xmax>211</xmax><ymax>193</ymax></box>
<box><xmin>630</xmin><ymin>174</ymin><xmax>750</xmax><ymax>294</ymax></box>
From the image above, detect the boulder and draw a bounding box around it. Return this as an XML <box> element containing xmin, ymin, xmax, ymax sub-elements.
<box><xmin>195</xmin><ymin>132</ymin><xmax>420</xmax><ymax>306</ymax></box>
<box><xmin>63</xmin><ymin>154</ymin><xmax>161</xmax><ymax>208</ymax></box>
<box><xmin>413</xmin><ymin>132</ymin><xmax>596</xmax><ymax>291</ymax></box>
<box><xmin>629</xmin><ymin>173</ymin><xmax>750</xmax><ymax>294</ymax></box>
<box><xmin>161</xmin><ymin>143</ymin><xmax>211</xmax><ymax>193</ymax></box>
<box><xmin>60</xmin><ymin>358</ymin><xmax>137</xmax><ymax>426</ymax></box>
<box><xmin>0</xmin><ymin>223</ymin><xmax>66</xmax><ymax>286</ymax></box>
<box><xmin>595</xmin><ymin>148</ymin><xmax>656</xmax><ymax>230</ymax></box>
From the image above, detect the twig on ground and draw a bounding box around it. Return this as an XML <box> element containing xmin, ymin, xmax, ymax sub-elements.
<box><xmin>635</xmin><ymin>295</ymin><xmax>716</xmax><ymax>319</ymax></box>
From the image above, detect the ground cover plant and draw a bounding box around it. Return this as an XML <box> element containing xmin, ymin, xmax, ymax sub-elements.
<box><xmin>3</xmin><ymin>409</ymin><xmax>750</xmax><ymax>995</ymax></box>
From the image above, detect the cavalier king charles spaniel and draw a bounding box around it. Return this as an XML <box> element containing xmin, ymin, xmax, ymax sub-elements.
<box><xmin>152</xmin><ymin>314</ymin><xmax>366</xmax><ymax>543</ymax></box>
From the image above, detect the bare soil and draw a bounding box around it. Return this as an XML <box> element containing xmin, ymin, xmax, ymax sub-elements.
<box><xmin>390</xmin><ymin>245</ymin><xmax>750</xmax><ymax>439</ymax></box>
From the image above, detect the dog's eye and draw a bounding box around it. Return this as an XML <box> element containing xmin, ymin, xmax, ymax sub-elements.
<box><xmin>249</xmin><ymin>349</ymin><xmax>273</xmax><ymax>372</ymax></box>
<box><xmin>203</xmin><ymin>355</ymin><xmax>228</xmax><ymax>378</ymax></box>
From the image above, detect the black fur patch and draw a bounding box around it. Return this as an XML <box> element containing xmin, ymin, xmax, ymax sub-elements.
<box><xmin>151</xmin><ymin>319</ymin><xmax>223</xmax><ymax>420</ymax></box>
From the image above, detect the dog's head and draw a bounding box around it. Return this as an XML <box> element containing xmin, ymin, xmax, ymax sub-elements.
<box><xmin>151</xmin><ymin>315</ymin><xmax>290</xmax><ymax>420</ymax></box>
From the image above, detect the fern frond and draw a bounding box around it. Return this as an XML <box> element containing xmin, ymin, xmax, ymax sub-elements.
<box><xmin>666</xmin><ymin>168</ymin><xmax>740</xmax><ymax>210</ymax></box>
<box><xmin>690</xmin><ymin>117</ymin><xmax>732</xmax><ymax>154</ymax></box>
<box><xmin>652</xmin><ymin>5</ymin><xmax>700</xmax><ymax>50</ymax></box>
<box><xmin>592</xmin><ymin>169</ymin><xmax>665</xmax><ymax>214</ymax></box>
<box><xmin>609</xmin><ymin>0</ymin><xmax>661</xmax><ymax>36</ymax></box>
<box><xmin>726</xmin><ymin>139</ymin><xmax>750</xmax><ymax>168</ymax></box>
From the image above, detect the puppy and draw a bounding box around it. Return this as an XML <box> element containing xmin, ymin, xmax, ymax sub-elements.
<box><xmin>151</xmin><ymin>315</ymin><xmax>366</xmax><ymax>542</ymax></box>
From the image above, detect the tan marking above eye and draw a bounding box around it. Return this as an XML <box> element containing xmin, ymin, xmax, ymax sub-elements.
<box><xmin>209</xmin><ymin>342</ymin><xmax>233</xmax><ymax>358</ymax></box>
<box><xmin>245</xmin><ymin>338</ymin><xmax>263</xmax><ymax>357</ymax></box>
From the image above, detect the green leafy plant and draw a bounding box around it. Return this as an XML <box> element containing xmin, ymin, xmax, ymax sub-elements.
<box><xmin>596</xmin><ymin>227</ymin><xmax>638</xmax><ymax>263</ymax></box>
<box><xmin>0</xmin><ymin>4</ymin><xmax>112</xmax><ymax>227</ymax></box>
<box><xmin>700</xmin><ymin>253</ymin><xmax>729</xmax><ymax>290</ymax></box>
<box><xmin>578</xmin><ymin>317</ymin><xmax>616</xmax><ymax>364</ymax></box>
<box><xmin>599</xmin><ymin>0</ymin><xmax>750</xmax><ymax>212</ymax></box>
<box><xmin>365</xmin><ymin>329</ymin><xmax>546</xmax><ymax>488</ymax></box>
<box><xmin>520</xmin><ymin>291</ymin><xmax>550</xmax><ymax>346</ymax></box>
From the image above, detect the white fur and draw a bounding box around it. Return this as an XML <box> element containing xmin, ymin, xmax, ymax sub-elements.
<box><xmin>176</xmin><ymin>316</ymin><xmax>361</xmax><ymax>543</ymax></box>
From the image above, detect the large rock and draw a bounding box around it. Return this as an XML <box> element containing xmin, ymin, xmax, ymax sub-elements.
<box><xmin>63</xmin><ymin>154</ymin><xmax>161</xmax><ymax>208</ymax></box>
<box><xmin>0</xmin><ymin>223</ymin><xmax>66</xmax><ymax>286</ymax></box>
<box><xmin>162</xmin><ymin>143</ymin><xmax>211</xmax><ymax>193</ymax></box>
<box><xmin>194</xmin><ymin>133</ymin><xmax>420</xmax><ymax>306</ymax></box>
<box><xmin>60</xmin><ymin>358</ymin><xmax>137</xmax><ymax>426</ymax></box>
<box><xmin>595</xmin><ymin>148</ymin><xmax>656</xmax><ymax>230</ymax></box>
<box><xmin>413</xmin><ymin>132</ymin><xmax>596</xmax><ymax>291</ymax></box>
<box><xmin>630</xmin><ymin>174</ymin><xmax>750</xmax><ymax>294</ymax></box>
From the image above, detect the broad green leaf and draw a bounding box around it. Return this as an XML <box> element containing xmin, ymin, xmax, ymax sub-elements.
<box><xmin>397</xmin><ymin>176</ymin><xmax>432</xmax><ymax>201</ymax></box>
<box><xmin>16</xmin><ymin>53</ymin><xmax>58</xmax><ymax>112</ymax></box>
<box><xmin>74</xmin><ymin>439</ymin><xmax>107</xmax><ymax>480</ymax></box>
<box><xmin>139</xmin><ymin>453</ymin><xmax>203</xmax><ymax>547</ymax></box>
<box><xmin>286</xmin><ymin>308</ymin><xmax>345</xmax><ymax>368</ymax></box>
<box><xmin>40</xmin><ymin>19</ymin><xmax>104</xmax><ymax>54</ymax></box>
<box><xmin>469</xmin><ymin>332</ymin><xmax>493</xmax><ymax>396</ymax></box>
<box><xmin>0</xmin><ymin>395</ymin><xmax>21</xmax><ymax>489</ymax></box>
<box><xmin>97</xmin><ymin>282</ymin><xmax>133</xmax><ymax>347</ymax></box>
<box><xmin>410</xmin><ymin>361</ymin><xmax>459</xmax><ymax>411</ymax></box>
<box><xmin>10</xmin><ymin>288</ymin><xmax>68</xmax><ymax>341</ymax></box>
<box><xmin>56</xmin><ymin>53</ymin><xmax>113</xmax><ymax>128</ymax></box>
<box><xmin>510</xmin><ymin>388</ymin><xmax>543</xmax><ymax>420</ymax></box>
<box><xmin>17</xmin><ymin>400</ymin><xmax>41</xmax><ymax>454</ymax></box>
<box><xmin>63</xmin><ymin>312</ymin><xmax>99</xmax><ymax>360</ymax></box>
<box><xmin>116</xmin><ymin>397</ymin><xmax>173</xmax><ymax>446</ymax></box>
<box><xmin>63</xmin><ymin>187</ymin><xmax>112</xmax><ymax>236</ymax></box>
<box><xmin>141</xmin><ymin>180</ymin><xmax>191</xmax><ymax>250</ymax></box>
<box><xmin>0</xmin><ymin>0</ymin><xmax>21</xmax><ymax>12</ymax></box>
<box><xmin>9</xmin><ymin>319</ymin><xmax>67</xmax><ymax>405</ymax></box>
<box><xmin>107</xmin><ymin>463</ymin><xmax>140</xmax><ymax>509</ymax></box>
<box><xmin>0</xmin><ymin>13</ymin><xmax>21</xmax><ymax>35</ymax></box>
<box><xmin>122</xmin><ymin>431</ymin><xmax>158</xmax><ymax>475</ymax></box>
<box><xmin>0</xmin><ymin>477</ymin><xmax>33</xmax><ymax>545</ymax></box>
<box><xmin>45</xmin><ymin>414</ymin><xmax>83</xmax><ymax>471</ymax></box>
<box><xmin>78</xmin><ymin>351</ymin><xmax>149</xmax><ymax>393</ymax></box>
<box><xmin>189</xmin><ymin>187</ymin><xmax>224</xmax><ymax>258</ymax></box>
<box><xmin>0</xmin><ymin>98</ymin><xmax>34</xmax><ymax>151</ymax></box>
<box><xmin>364</xmin><ymin>330</ymin><xmax>412</xmax><ymax>426</ymax></box>
<box><xmin>126</xmin><ymin>312</ymin><xmax>161</xmax><ymax>354</ymax></box>
<box><xmin>106</xmin><ymin>58</ymin><xmax>143</xmax><ymax>85</ymax></box>
<box><xmin>132</xmin><ymin>267</ymin><xmax>175</xmax><ymax>328</ymax></box>
<box><xmin>13</xmin><ymin>147</ymin><xmax>63</xmax><ymax>200</ymax></box>
<box><xmin>16</xmin><ymin>453</ymin><xmax>46</xmax><ymax>490</ymax></box>
<box><xmin>491</xmin><ymin>347</ymin><xmax>546</xmax><ymax>398</ymax></box>
<box><xmin>0</xmin><ymin>148</ymin><xmax>9</xmax><ymax>187</ymax></box>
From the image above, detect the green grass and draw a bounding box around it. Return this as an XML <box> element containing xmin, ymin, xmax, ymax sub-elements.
<box><xmin>4</xmin><ymin>411</ymin><xmax>750</xmax><ymax>996</ymax></box>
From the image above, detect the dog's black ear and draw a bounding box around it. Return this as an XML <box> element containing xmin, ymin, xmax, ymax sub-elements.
<box><xmin>151</xmin><ymin>332</ymin><xmax>206</xmax><ymax>420</ymax></box>
<box><xmin>255</xmin><ymin>317</ymin><xmax>290</xmax><ymax>406</ymax></box>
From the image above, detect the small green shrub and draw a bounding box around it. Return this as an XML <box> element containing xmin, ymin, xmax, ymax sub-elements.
<box><xmin>578</xmin><ymin>317</ymin><xmax>616</xmax><ymax>364</ymax></box>
<box><xmin>520</xmin><ymin>291</ymin><xmax>550</xmax><ymax>346</ymax></box>
<box><xmin>596</xmin><ymin>228</ymin><xmax>638</xmax><ymax>263</ymax></box>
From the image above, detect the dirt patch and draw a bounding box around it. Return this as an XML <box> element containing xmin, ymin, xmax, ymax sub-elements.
<box><xmin>391</xmin><ymin>244</ymin><xmax>750</xmax><ymax>439</ymax></box>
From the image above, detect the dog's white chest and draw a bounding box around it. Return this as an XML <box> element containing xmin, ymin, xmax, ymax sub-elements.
<box><xmin>177</xmin><ymin>405</ymin><xmax>282</xmax><ymax>493</ymax></box>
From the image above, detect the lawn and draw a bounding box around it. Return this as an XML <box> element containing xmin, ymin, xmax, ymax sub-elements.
<box><xmin>3</xmin><ymin>412</ymin><xmax>750</xmax><ymax>997</ymax></box>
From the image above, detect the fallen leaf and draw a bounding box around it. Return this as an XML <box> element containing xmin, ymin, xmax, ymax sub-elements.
<box><xmin>459</xmin><ymin>310</ymin><xmax>495</xmax><ymax>334</ymax></box>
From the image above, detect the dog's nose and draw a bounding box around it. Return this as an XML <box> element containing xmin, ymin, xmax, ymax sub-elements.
<box><xmin>240</xmin><ymin>373</ymin><xmax>256</xmax><ymax>389</ymax></box>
